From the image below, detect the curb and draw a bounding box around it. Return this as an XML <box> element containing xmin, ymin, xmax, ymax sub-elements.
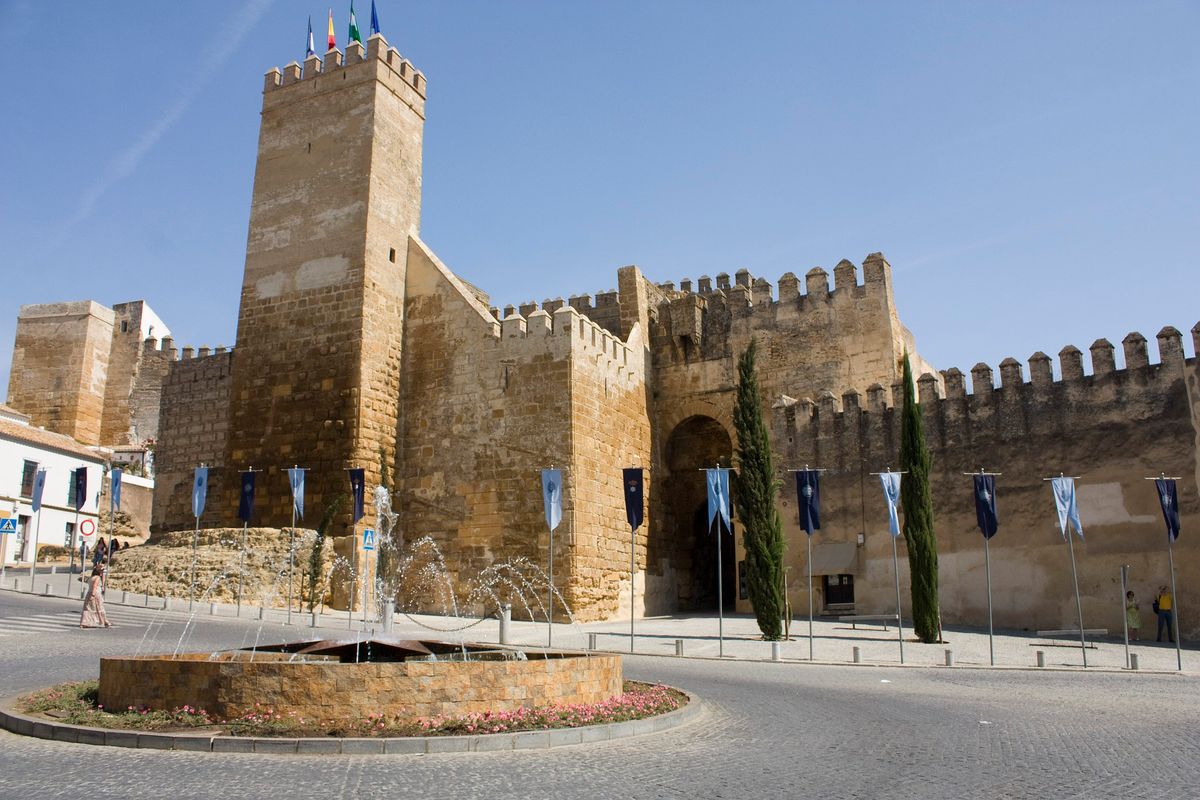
<box><xmin>0</xmin><ymin>690</ymin><xmax>702</xmax><ymax>755</ymax></box>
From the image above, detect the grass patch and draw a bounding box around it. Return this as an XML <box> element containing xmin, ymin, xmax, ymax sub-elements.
<box><xmin>18</xmin><ymin>680</ymin><xmax>687</xmax><ymax>737</ymax></box>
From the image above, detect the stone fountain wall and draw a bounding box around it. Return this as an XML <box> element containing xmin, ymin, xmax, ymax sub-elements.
<box><xmin>99</xmin><ymin>651</ymin><xmax>622</xmax><ymax>721</ymax></box>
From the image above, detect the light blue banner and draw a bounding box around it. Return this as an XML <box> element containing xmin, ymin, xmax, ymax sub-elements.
<box><xmin>1051</xmin><ymin>476</ymin><xmax>1083</xmax><ymax>539</ymax></box>
<box><xmin>289</xmin><ymin>468</ymin><xmax>306</xmax><ymax>520</ymax></box>
<box><xmin>192</xmin><ymin>467</ymin><xmax>209</xmax><ymax>519</ymax></box>
<box><xmin>706</xmin><ymin>468</ymin><xmax>731</xmax><ymax>534</ymax></box>
<box><xmin>31</xmin><ymin>468</ymin><xmax>47</xmax><ymax>513</ymax></box>
<box><xmin>541</xmin><ymin>469</ymin><xmax>562</xmax><ymax>532</ymax></box>
<box><xmin>110</xmin><ymin>468</ymin><xmax>123</xmax><ymax>511</ymax></box>
<box><xmin>879</xmin><ymin>471</ymin><xmax>902</xmax><ymax>537</ymax></box>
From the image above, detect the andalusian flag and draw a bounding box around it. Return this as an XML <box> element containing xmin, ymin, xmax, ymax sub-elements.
<box><xmin>349</xmin><ymin>1</ymin><xmax>363</xmax><ymax>44</ymax></box>
<box><xmin>327</xmin><ymin>8</ymin><xmax>336</xmax><ymax>51</ymax></box>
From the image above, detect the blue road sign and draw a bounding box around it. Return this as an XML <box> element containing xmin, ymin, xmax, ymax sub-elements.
<box><xmin>362</xmin><ymin>528</ymin><xmax>376</xmax><ymax>551</ymax></box>
<box><xmin>0</xmin><ymin>518</ymin><xmax>16</xmax><ymax>535</ymax></box>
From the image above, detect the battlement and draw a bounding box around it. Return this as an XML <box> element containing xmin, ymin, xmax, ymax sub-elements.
<box><xmin>780</xmin><ymin>323</ymin><xmax>1196</xmax><ymax>424</ymax></box>
<box><xmin>653</xmin><ymin>252</ymin><xmax>892</xmax><ymax>306</ymax></box>
<box><xmin>143</xmin><ymin>337</ymin><xmax>231</xmax><ymax>363</ymax></box>
<box><xmin>263</xmin><ymin>34</ymin><xmax>426</xmax><ymax>100</ymax></box>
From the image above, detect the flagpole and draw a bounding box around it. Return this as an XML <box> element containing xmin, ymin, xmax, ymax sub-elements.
<box><xmin>30</xmin><ymin>480</ymin><xmax>44</xmax><ymax>591</ymax></box>
<box><xmin>1044</xmin><ymin>474</ymin><xmax>1087</xmax><ymax>667</ymax></box>
<box><xmin>288</xmin><ymin>465</ymin><xmax>297</xmax><ymax>626</ymax></box>
<box><xmin>548</xmin><ymin>515</ymin><xmax>554</xmax><ymax>649</ymax></box>
<box><xmin>1144</xmin><ymin>474</ymin><xmax>1183</xmax><ymax>671</ymax></box>
<box><xmin>699</xmin><ymin>466</ymin><xmax>730</xmax><ymax>658</ymax></box>
<box><xmin>106</xmin><ymin>465</ymin><xmax>115</xmax><ymax>568</ymax></box>
<box><xmin>964</xmin><ymin>470</ymin><xmax>1001</xmax><ymax>666</ymax></box>
<box><xmin>630</xmin><ymin>519</ymin><xmax>635</xmax><ymax>654</ymax></box>
<box><xmin>871</xmin><ymin>469</ymin><xmax>907</xmax><ymax>664</ymax></box>
<box><xmin>788</xmin><ymin>466</ymin><xmax>826</xmax><ymax>662</ymax></box>
<box><xmin>236</xmin><ymin>466</ymin><xmax>260</xmax><ymax>617</ymax></box>
<box><xmin>1120</xmin><ymin>564</ymin><xmax>1131</xmax><ymax>669</ymax></box>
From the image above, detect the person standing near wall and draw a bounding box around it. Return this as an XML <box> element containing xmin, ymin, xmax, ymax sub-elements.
<box><xmin>1126</xmin><ymin>590</ymin><xmax>1141</xmax><ymax>641</ymax></box>
<box><xmin>1155</xmin><ymin>585</ymin><xmax>1175</xmax><ymax>643</ymax></box>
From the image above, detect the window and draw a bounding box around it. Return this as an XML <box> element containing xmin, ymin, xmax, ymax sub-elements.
<box><xmin>20</xmin><ymin>460</ymin><xmax>37</xmax><ymax>497</ymax></box>
<box><xmin>388</xmin><ymin>247</ymin><xmax>396</xmax><ymax>263</ymax></box>
<box><xmin>121</xmin><ymin>320</ymin><xmax>128</xmax><ymax>333</ymax></box>
<box><xmin>67</xmin><ymin>476</ymin><xmax>76</xmax><ymax>508</ymax></box>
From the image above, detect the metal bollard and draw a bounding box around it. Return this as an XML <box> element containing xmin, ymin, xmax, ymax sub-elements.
<box><xmin>852</xmin><ymin>646</ymin><xmax>861</xmax><ymax>664</ymax></box>
<box><xmin>587</xmin><ymin>632</ymin><xmax>597</xmax><ymax>651</ymax></box>
<box><xmin>116</xmin><ymin>590</ymin><xmax>126</xmax><ymax>604</ymax></box>
<box><xmin>499</xmin><ymin>604</ymin><xmax>512</xmax><ymax>645</ymax></box>
<box><xmin>310</xmin><ymin>611</ymin><xmax>319</xmax><ymax>628</ymax></box>
<box><xmin>1036</xmin><ymin>650</ymin><xmax>1045</xmax><ymax>668</ymax></box>
<box><xmin>944</xmin><ymin>649</ymin><xmax>954</xmax><ymax>667</ymax></box>
<box><xmin>43</xmin><ymin>583</ymin><xmax>51</xmax><ymax>596</ymax></box>
<box><xmin>209</xmin><ymin>603</ymin><xmax>218</xmax><ymax>616</ymax></box>
<box><xmin>144</xmin><ymin>593</ymin><xmax>152</xmax><ymax>607</ymax></box>
<box><xmin>1130</xmin><ymin>653</ymin><xmax>1139</xmax><ymax>670</ymax></box>
<box><xmin>50</xmin><ymin>565</ymin><xmax>57</xmax><ymax>576</ymax></box>
<box><xmin>257</xmin><ymin>606</ymin><xmax>266</xmax><ymax>621</ymax></box>
<box><xmin>675</xmin><ymin>639</ymin><xmax>684</xmax><ymax>657</ymax></box>
<box><xmin>771</xmin><ymin>641</ymin><xmax>781</xmax><ymax>662</ymax></box>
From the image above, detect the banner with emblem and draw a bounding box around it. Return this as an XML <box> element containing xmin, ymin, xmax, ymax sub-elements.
<box><xmin>1155</xmin><ymin>478</ymin><xmax>1180</xmax><ymax>542</ymax></box>
<box><xmin>349</xmin><ymin>468</ymin><xmax>366</xmax><ymax>523</ymax></box>
<box><xmin>288</xmin><ymin>468</ymin><xmax>306</xmax><ymax>520</ymax></box>
<box><xmin>193</xmin><ymin>467</ymin><xmax>209</xmax><ymax>519</ymax></box>
<box><xmin>73</xmin><ymin>467</ymin><xmax>88</xmax><ymax>512</ymax></box>
<box><xmin>110</xmin><ymin>468</ymin><xmax>123</xmax><ymax>511</ymax></box>
<box><xmin>879</xmin><ymin>471</ymin><xmax>901</xmax><ymax>537</ymax></box>
<box><xmin>31</xmin><ymin>468</ymin><xmax>47</xmax><ymax>513</ymax></box>
<box><xmin>706</xmin><ymin>468</ymin><xmax>731</xmax><ymax>535</ymax></box>
<box><xmin>973</xmin><ymin>475</ymin><xmax>998</xmax><ymax>539</ymax></box>
<box><xmin>238</xmin><ymin>471</ymin><xmax>257</xmax><ymax>523</ymax></box>
<box><xmin>1050</xmin><ymin>476</ymin><xmax>1083</xmax><ymax>539</ymax></box>
<box><xmin>795</xmin><ymin>469</ymin><xmax>821</xmax><ymax>535</ymax></box>
<box><xmin>541</xmin><ymin>469</ymin><xmax>562</xmax><ymax>532</ymax></box>
<box><xmin>623</xmin><ymin>468</ymin><xmax>644</xmax><ymax>532</ymax></box>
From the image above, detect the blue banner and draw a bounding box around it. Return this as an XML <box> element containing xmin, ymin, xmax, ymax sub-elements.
<box><xmin>1155</xmin><ymin>478</ymin><xmax>1180</xmax><ymax>542</ymax></box>
<box><xmin>795</xmin><ymin>469</ymin><xmax>821</xmax><ymax>535</ymax></box>
<box><xmin>623</xmin><ymin>468</ymin><xmax>644</xmax><ymax>532</ymax></box>
<box><xmin>193</xmin><ymin>467</ymin><xmax>209</xmax><ymax>519</ymax></box>
<box><xmin>706</xmin><ymin>468</ymin><xmax>731</xmax><ymax>535</ymax></box>
<box><xmin>1050</xmin><ymin>476</ymin><xmax>1083</xmax><ymax>539</ymax></box>
<box><xmin>73</xmin><ymin>467</ymin><xmax>87</xmax><ymax>512</ymax></box>
<box><xmin>288</xmin><ymin>468</ymin><xmax>306</xmax><ymax>520</ymax></box>
<box><xmin>973</xmin><ymin>475</ymin><xmax>998</xmax><ymax>539</ymax></box>
<box><xmin>349</xmin><ymin>468</ymin><xmax>366</xmax><ymax>524</ymax></box>
<box><xmin>110</xmin><ymin>468</ymin><xmax>123</xmax><ymax>512</ymax></box>
<box><xmin>238</xmin><ymin>471</ymin><xmax>257</xmax><ymax>523</ymax></box>
<box><xmin>879</xmin><ymin>471</ymin><xmax>901</xmax><ymax>537</ymax></box>
<box><xmin>541</xmin><ymin>469</ymin><xmax>563</xmax><ymax>532</ymax></box>
<box><xmin>31</xmin><ymin>468</ymin><xmax>47</xmax><ymax>513</ymax></box>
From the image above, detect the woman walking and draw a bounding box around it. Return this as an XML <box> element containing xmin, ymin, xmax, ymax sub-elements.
<box><xmin>79</xmin><ymin>564</ymin><xmax>112</xmax><ymax>629</ymax></box>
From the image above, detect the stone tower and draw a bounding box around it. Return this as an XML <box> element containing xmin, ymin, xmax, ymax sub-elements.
<box><xmin>223</xmin><ymin>35</ymin><xmax>426</xmax><ymax>526</ymax></box>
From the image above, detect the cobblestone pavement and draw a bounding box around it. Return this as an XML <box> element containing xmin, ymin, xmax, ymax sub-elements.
<box><xmin>1</xmin><ymin>591</ymin><xmax>1197</xmax><ymax>799</ymax></box>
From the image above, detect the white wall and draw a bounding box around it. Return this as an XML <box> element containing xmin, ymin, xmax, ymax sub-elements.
<box><xmin>0</xmin><ymin>436</ymin><xmax>103</xmax><ymax>565</ymax></box>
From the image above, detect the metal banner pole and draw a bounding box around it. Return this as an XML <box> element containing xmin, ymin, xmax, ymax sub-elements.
<box><xmin>630</xmin><ymin>524</ymin><xmax>635</xmax><ymax>654</ymax></box>
<box><xmin>807</xmin><ymin>534</ymin><xmax>814</xmax><ymax>661</ymax></box>
<box><xmin>1167</xmin><ymin>538</ymin><xmax>1182</xmax><ymax>671</ymax></box>
<box><xmin>349</xmin><ymin>540</ymin><xmax>356</xmax><ymax>630</ymax></box>
<box><xmin>1066</xmin><ymin>531</ymin><xmax>1087</xmax><ymax>667</ymax></box>
<box><xmin>717</xmin><ymin>514</ymin><xmax>724</xmax><ymax>658</ymax></box>
<box><xmin>1120</xmin><ymin>564</ymin><xmax>1130</xmax><ymax>669</ymax></box>
<box><xmin>237</xmin><ymin>522</ymin><xmax>248</xmax><ymax>615</ymax></box>
<box><xmin>30</xmin><ymin>506</ymin><xmax>43</xmax><ymax>592</ymax></box>
<box><xmin>288</xmin><ymin>503</ymin><xmax>296</xmax><ymax>626</ymax></box>
<box><xmin>189</xmin><ymin>512</ymin><xmax>200</xmax><ymax>612</ymax></box>
<box><xmin>67</xmin><ymin>505</ymin><xmax>79</xmax><ymax>595</ymax></box>
<box><xmin>984</xmin><ymin>535</ymin><xmax>994</xmax><ymax>666</ymax></box>
<box><xmin>891</xmin><ymin>533</ymin><xmax>904</xmax><ymax>664</ymax></box>
<box><xmin>548</xmin><ymin>522</ymin><xmax>554</xmax><ymax>648</ymax></box>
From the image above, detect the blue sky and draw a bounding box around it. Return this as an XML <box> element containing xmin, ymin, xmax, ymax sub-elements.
<box><xmin>2</xmin><ymin>1</ymin><xmax>1198</xmax><ymax>397</ymax></box>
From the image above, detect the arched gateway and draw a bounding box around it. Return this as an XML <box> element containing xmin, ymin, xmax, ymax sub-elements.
<box><xmin>652</xmin><ymin>415</ymin><xmax>737</xmax><ymax>612</ymax></box>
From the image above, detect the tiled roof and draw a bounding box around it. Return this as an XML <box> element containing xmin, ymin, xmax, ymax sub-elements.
<box><xmin>0</xmin><ymin>403</ymin><xmax>31</xmax><ymax>423</ymax></box>
<box><xmin>0</xmin><ymin>418</ymin><xmax>104</xmax><ymax>462</ymax></box>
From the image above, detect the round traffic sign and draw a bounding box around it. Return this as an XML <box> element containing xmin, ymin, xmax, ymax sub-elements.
<box><xmin>79</xmin><ymin>518</ymin><xmax>96</xmax><ymax>540</ymax></box>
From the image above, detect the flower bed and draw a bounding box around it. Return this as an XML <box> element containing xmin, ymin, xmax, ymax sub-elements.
<box><xmin>19</xmin><ymin>681</ymin><xmax>686</xmax><ymax>738</ymax></box>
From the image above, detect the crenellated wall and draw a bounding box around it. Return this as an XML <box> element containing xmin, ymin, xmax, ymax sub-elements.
<box><xmin>151</xmin><ymin>348</ymin><xmax>233</xmax><ymax>533</ymax></box>
<box><xmin>773</xmin><ymin>324</ymin><xmax>1200</xmax><ymax>637</ymax></box>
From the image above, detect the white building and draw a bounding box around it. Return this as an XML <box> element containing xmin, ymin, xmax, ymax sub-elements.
<box><xmin>0</xmin><ymin>404</ymin><xmax>104</xmax><ymax>564</ymax></box>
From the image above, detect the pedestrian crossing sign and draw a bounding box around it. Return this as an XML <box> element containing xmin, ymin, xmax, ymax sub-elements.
<box><xmin>0</xmin><ymin>518</ymin><xmax>15</xmax><ymax>535</ymax></box>
<box><xmin>362</xmin><ymin>528</ymin><xmax>375</xmax><ymax>551</ymax></box>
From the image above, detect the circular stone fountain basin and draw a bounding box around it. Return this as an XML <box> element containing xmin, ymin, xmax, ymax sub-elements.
<box><xmin>99</xmin><ymin>639</ymin><xmax>622</xmax><ymax>722</ymax></box>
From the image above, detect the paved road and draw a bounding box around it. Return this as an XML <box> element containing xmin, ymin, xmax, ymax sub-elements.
<box><xmin>1</xmin><ymin>591</ymin><xmax>1196</xmax><ymax>799</ymax></box>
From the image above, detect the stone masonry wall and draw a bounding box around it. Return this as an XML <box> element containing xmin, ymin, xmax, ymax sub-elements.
<box><xmin>152</xmin><ymin>351</ymin><xmax>233</xmax><ymax>533</ymax></box>
<box><xmin>222</xmin><ymin>37</ymin><xmax>425</xmax><ymax>529</ymax></box>
<box><xmin>99</xmin><ymin>652</ymin><xmax>622</xmax><ymax>721</ymax></box>
<box><xmin>773</xmin><ymin>324</ymin><xmax>1200</xmax><ymax>638</ymax></box>
<box><xmin>7</xmin><ymin>301</ymin><xmax>114</xmax><ymax>445</ymax></box>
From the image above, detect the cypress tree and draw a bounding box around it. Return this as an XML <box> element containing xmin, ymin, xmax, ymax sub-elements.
<box><xmin>899</xmin><ymin>351</ymin><xmax>941</xmax><ymax>643</ymax></box>
<box><xmin>305</xmin><ymin>494</ymin><xmax>345</xmax><ymax>612</ymax></box>
<box><xmin>732</xmin><ymin>338</ymin><xmax>786</xmax><ymax>640</ymax></box>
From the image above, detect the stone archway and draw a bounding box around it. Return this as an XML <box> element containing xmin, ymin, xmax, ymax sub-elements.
<box><xmin>650</xmin><ymin>415</ymin><xmax>736</xmax><ymax>612</ymax></box>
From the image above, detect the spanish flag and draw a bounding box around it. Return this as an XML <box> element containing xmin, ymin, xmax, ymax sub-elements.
<box><xmin>327</xmin><ymin>8</ymin><xmax>336</xmax><ymax>51</ymax></box>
